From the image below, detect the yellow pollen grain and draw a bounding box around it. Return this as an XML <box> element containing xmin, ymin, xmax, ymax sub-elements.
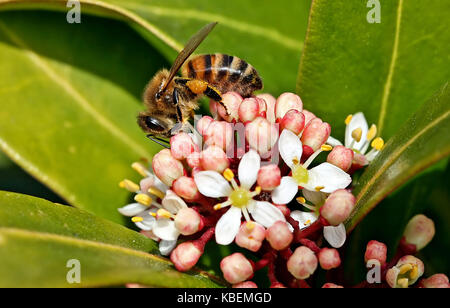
<box><xmin>131</xmin><ymin>162</ymin><xmax>148</xmax><ymax>177</ymax></box>
<box><xmin>131</xmin><ymin>216</ymin><xmax>144</xmax><ymax>223</ymax></box>
<box><xmin>134</xmin><ymin>194</ymin><xmax>153</xmax><ymax>206</ymax></box>
<box><xmin>321</xmin><ymin>144</ymin><xmax>333</xmax><ymax>152</ymax></box>
<box><xmin>119</xmin><ymin>179</ymin><xmax>140</xmax><ymax>192</ymax></box>
<box><xmin>371</xmin><ymin>137</ymin><xmax>384</xmax><ymax>151</ymax></box>
<box><xmin>397</xmin><ymin>278</ymin><xmax>409</xmax><ymax>288</ymax></box>
<box><xmin>399</xmin><ymin>264</ymin><xmax>413</xmax><ymax>275</ymax></box>
<box><xmin>148</xmin><ymin>187</ymin><xmax>165</xmax><ymax>199</ymax></box>
<box><xmin>345</xmin><ymin>114</ymin><xmax>353</xmax><ymax>125</ymax></box>
<box><xmin>367</xmin><ymin>124</ymin><xmax>377</xmax><ymax>140</ymax></box>
<box><xmin>296</xmin><ymin>197</ymin><xmax>306</xmax><ymax>204</ymax></box>
<box><xmin>315</xmin><ymin>186</ymin><xmax>325</xmax><ymax>192</ymax></box>
<box><xmin>352</xmin><ymin>127</ymin><xmax>362</xmax><ymax>142</ymax></box>
<box><xmin>223</xmin><ymin>168</ymin><xmax>235</xmax><ymax>181</ymax></box>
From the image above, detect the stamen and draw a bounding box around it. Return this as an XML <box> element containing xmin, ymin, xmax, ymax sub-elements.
<box><xmin>351</xmin><ymin>127</ymin><xmax>362</xmax><ymax>142</ymax></box>
<box><xmin>223</xmin><ymin>168</ymin><xmax>235</xmax><ymax>182</ymax></box>
<box><xmin>147</xmin><ymin>187</ymin><xmax>165</xmax><ymax>199</ymax></box>
<box><xmin>131</xmin><ymin>216</ymin><xmax>144</xmax><ymax>223</ymax></box>
<box><xmin>303</xmin><ymin>148</ymin><xmax>323</xmax><ymax>168</ymax></box>
<box><xmin>150</xmin><ymin>212</ymin><xmax>157</xmax><ymax>217</ymax></box>
<box><xmin>131</xmin><ymin>162</ymin><xmax>149</xmax><ymax>177</ymax></box>
<box><xmin>304</xmin><ymin>220</ymin><xmax>311</xmax><ymax>226</ymax></box>
<box><xmin>345</xmin><ymin>114</ymin><xmax>353</xmax><ymax>125</ymax></box>
<box><xmin>242</xmin><ymin>207</ymin><xmax>251</xmax><ymax>222</ymax></box>
<box><xmin>246</xmin><ymin>221</ymin><xmax>255</xmax><ymax>231</ymax></box>
<box><xmin>252</xmin><ymin>186</ymin><xmax>262</xmax><ymax>196</ymax></box>
<box><xmin>315</xmin><ymin>186</ymin><xmax>325</xmax><ymax>192</ymax></box>
<box><xmin>409</xmin><ymin>266</ymin><xmax>419</xmax><ymax>280</ymax></box>
<box><xmin>366</xmin><ymin>124</ymin><xmax>377</xmax><ymax>141</ymax></box>
<box><xmin>157</xmin><ymin>208</ymin><xmax>174</xmax><ymax>219</ymax></box>
<box><xmin>134</xmin><ymin>194</ymin><xmax>153</xmax><ymax>206</ymax></box>
<box><xmin>296</xmin><ymin>197</ymin><xmax>306</xmax><ymax>204</ymax></box>
<box><xmin>397</xmin><ymin>278</ymin><xmax>409</xmax><ymax>288</ymax></box>
<box><xmin>119</xmin><ymin>179</ymin><xmax>140</xmax><ymax>192</ymax></box>
<box><xmin>321</xmin><ymin>144</ymin><xmax>333</xmax><ymax>152</ymax></box>
<box><xmin>214</xmin><ymin>200</ymin><xmax>232</xmax><ymax>210</ymax></box>
<box><xmin>292</xmin><ymin>157</ymin><xmax>300</xmax><ymax>165</ymax></box>
<box><xmin>371</xmin><ymin>137</ymin><xmax>384</xmax><ymax>151</ymax></box>
<box><xmin>399</xmin><ymin>264</ymin><xmax>413</xmax><ymax>275</ymax></box>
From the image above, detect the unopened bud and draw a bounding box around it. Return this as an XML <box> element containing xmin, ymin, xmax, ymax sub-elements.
<box><xmin>238</xmin><ymin>97</ymin><xmax>260</xmax><ymax>122</ymax></box>
<box><xmin>386</xmin><ymin>255</ymin><xmax>424</xmax><ymax>288</ymax></box>
<box><xmin>256</xmin><ymin>93</ymin><xmax>276</xmax><ymax>123</ymax></box>
<box><xmin>266</xmin><ymin>221</ymin><xmax>293</xmax><ymax>251</ymax></box>
<box><xmin>287</xmin><ymin>246</ymin><xmax>318</xmax><ymax>280</ymax></box>
<box><xmin>302</xmin><ymin>109</ymin><xmax>317</xmax><ymax>126</ymax></box>
<box><xmin>200</xmin><ymin>145</ymin><xmax>229</xmax><ymax>173</ymax></box>
<box><xmin>420</xmin><ymin>274</ymin><xmax>450</xmax><ymax>288</ymax></box>
<box><xmin>318</xmin><ymin>248</ymin><xmax>341</xmax><ymax>270</ymax></box>
<box><xmin>245</xmin><ymin>117</ymin><xmax>278</xmax><ymax>155</ymax></box>
<box><xmin>320</xmin><ymin>189</ymin><xmax>356</xmax><ymax>226</ymax></box>
<box><xmin>327</xmin><ymin>145</ymin><xmax>354</xmax><ymax>172</ymax></box>
<box><xmin>364</xmin><ymin>240</ymin><xmax>387</xmax><ymax>266</ymax></box>
<box><xmin>235</xmin><ymin>222</ymin><xmax>266</xmax><ymax>252</ymax></box>
<box><xmin>204</xmin><ymin>120</ymin><xmax>233</xmax><ymax>150</ymax></box>
<box><xmin>322</xmin><ymin>283</ymin><xmax>344</xmax><ymax>288</ymax></box>
<box><xmin>186</xmin><ymin>151</ymin><xmax>201</xmax><ymax>169</ymax></box>
<box><xmin>220</xmin><ymin>253</ymin><xmax>254</xmax><ymax>284</ymax></box>
<box><xmin>218</xmin><ymin>92</ymin><xmax>242</xmax><ymax>122</ymax></box>
<box><xmin>170</xmin><ymin>241</ymin><xmax>203</xmax><ymax>272</ymax></box>
<box><xmin>257</xmin><ymin>164</ymin><xmax>281</xmax><ymax>191</ymax></box>
<box><xmin>139</xmin><ymin>176</ymin><xmax>155</xmax><ymax>193</ymax></box>
<box><xmin>170</xmin><ymin>132</ymin><xmax>198</xmax><ymax>160</ymax></box>
<box><xmin>196</xmin><ymin>116</ymin><xmax>213</xmax><ymax>136</ymax></box>
<box><xmin>174</xmin><ymin>207</ymin><xmax>202</xmax><ymax>236</ymax></box>
<box><xmin>232</xmin><ymin>281</ymin><xmax>258</xmax><ymax>288</ymax></box>
<box><xmin>152</xmin><ymin>149</ymin><xmax>184</xmax><ymax>186</ymax></box>
<box><xmin>301</xmin><ymin>118</ymin><xmax>331</xmax><ymax>151</ymax></box>
<box><xmin>280</xmin><ymin>110</ymin><xmax>305</xmax><ymax>135</ymax></box>
<box><xmin>172</xmin><ymin>176</ymin><xmax>200</xmax><ymax>201</ymax></box>
<box><xmin>403</xmin><ymin>214</ymin><xmax>435</xmax><ymax>251</ymax></box>
<box><xmin>275</xmin><ymin>92</ymin><xmax>303</xmax><ymax>120</ymax></box>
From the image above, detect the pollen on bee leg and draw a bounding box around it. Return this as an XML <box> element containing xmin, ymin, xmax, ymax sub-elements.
<box><xmin>119</xmin><ymin>179</ymin><xmax>140</xmax><ymax>193</ymax></box>
<box><xmin>134</xmin><ymin>193</ymin><xmax>153</xmax><ymax>206</ymax></box>
<box><xmin>186</xmin><ymin>79</ymin><xmax>208</xmax><ymax>94</ymax></box>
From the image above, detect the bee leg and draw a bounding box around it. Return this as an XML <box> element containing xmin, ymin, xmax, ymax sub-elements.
<box><xmin>172</xmin><ymin>87</ymin><xmax>184</xmax><ymax>123</ymax></box>
<box><xmin>146</xmin><ymin>134</ymin><xmax>170</xmax><ymax>149</ymax></box>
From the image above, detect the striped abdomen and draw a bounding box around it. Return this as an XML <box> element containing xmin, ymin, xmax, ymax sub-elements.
<box><xmin>181</xmin><ymin>54</ymin><xmax>263</xmax><ymax>97</ymax></box>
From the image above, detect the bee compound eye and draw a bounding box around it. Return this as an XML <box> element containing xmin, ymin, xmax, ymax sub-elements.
<box><xmin>144</xmin><ymin>116</ymin><xmax>166</xmax><ymax>132</ymax></box>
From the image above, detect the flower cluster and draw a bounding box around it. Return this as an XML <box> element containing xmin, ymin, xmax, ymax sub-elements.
<box><xmin>118</xmin><ymin>92</ymin><xmax>447</xmax><ymax>288</ymax></box>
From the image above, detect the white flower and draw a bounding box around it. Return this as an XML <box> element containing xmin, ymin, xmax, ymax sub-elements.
<box><xmin>271</xmin><ymin>130</ymin><xmax>352</xmax><ymax>205</ymax></box>
<box><xmin>327</xmin><ymin>112</ymin><xmax>384</xmax><ymax>162</ymax></box>
<box><xmin>194</xmin><ymin>149</ymin><xmax>286</xmax><ymax>245</ymax></box>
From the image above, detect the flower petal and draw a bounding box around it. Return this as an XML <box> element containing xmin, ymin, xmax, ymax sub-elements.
<box><xmin>323</xmin><ymin>223</ymin><xmax>346</xmax><ymax>248</ymax></box>
<box><xmin>162</xmin><ymin>190</ymin><xmax>187</xmax><ymax>214</ymax></box>
<box><xmin>215</xmin><ymin>206</ymin><xmax>242</xmax><ymax>245</ymax></box>
<box><xmin>134</xmin><ymin>211</ymin><xmax>156</xmax><ymax>231</ymax></box>
<box><xmin>304</xmin><ymin>163</ymin><xmax>352</xmax><ymax>193</ymax></box>
<box><xmin>302</xmin><ymin>189</ymin><xmax>327</xmax><ymax>206</ymax></box>
<box><xmin>249</xmin><ymin>201</ymin><xmax>286</xmax><ymax>228</ymax></box>
<box><xmin>279</xmin><ymin>129</ymin><xmax>303</xmax><ymax>168</ymax></box>
<box><xmin>345</xmin><ymin>112</ymin><xmax>368</xmax><ymax>151</ymax></box>
<box><xmin>271</xmin><ymin>176</ymin><xmax>298</xmax><ymax>204</ymax></box>
<box><xmin>194</xmin><ymin>171</ymin><xmax>232</xmax><ymax>198</ymax></box>
<box><xmin>118</xmin><ymin>203</ymin><xmax>147</xmax><ymax>217</ymax></box>
<box><xmin>326</xmin><ymin>136</ymin><xmax>343</xmax><ymax>147</ymax></box>
<box><xmin>238</xmin><ymin>149</ymin><xmax>261</xmax><ymax>189</ymax></box>
<box><xmin>153</xmin><ymin>173</ymin><xmax>169</xmax><ymax>193</ymax></box>
<box><xmin>159</xmin><ymin>240</ymin><xmax>177</xmax><ymax>256</ymax></box>
<box><xmin>290</xmin><ymin>210</ymin><xmax>318</xmax><ymax>229</ymax></box>
<box><xmin>153</xmin><ymin>218</ymin><xmax>180</xmax><ymax>241</ymax></box>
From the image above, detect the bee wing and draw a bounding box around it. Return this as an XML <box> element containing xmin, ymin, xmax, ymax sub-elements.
<box><xmin>160</xmin><ymin>22</ymin><xmax>218</xmax><ymax>93</ymax></box>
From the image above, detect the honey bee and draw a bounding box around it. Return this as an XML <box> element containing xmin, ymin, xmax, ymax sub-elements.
<box><xmin>137</xmin><ymin>22</ymin><xmax>263</xmax><ymax>145</ymax></box>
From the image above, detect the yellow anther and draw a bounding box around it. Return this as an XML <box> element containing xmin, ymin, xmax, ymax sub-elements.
<box><xmin>315</xmin><ymin>186</ymin><xmax>325</xmax><ymax>192</ymax></box>
<box><xmin>409</xmin><ymin>266</ymin><xmax>419</xmax><ymax>280</ymax></box>
<box><xmin>147</xmin><ymin>187</ymin><xmax>165</xmax><ymax>200</ymax></box>
<box><xmin>246</xmin><ymin>221</ymin><xmax>255</xmax><ymax>231</ymax></box>
<box><xmin>399</xmin><ymin>264</ymin><xmax>413</xmax><ymax>275</ymax></box>
<box><xmin>304</xmin><ymin>220</ymin><xmax>311</xmax><ymax>226</ymax></box>
<box><xmin>157</xmin><ymin>209</ymin><xmax>173</xmax><ymax>219</ymax></box>
<box><xmin>134</xmin><ymin>194</ymin><xmax>153</xmax><ymax>206</ymax></box>
<box><xmin>119</xmin><ymin>179</ymin><xmax>140</xmax><ymax>192</ymax></box>
<box><xmin>351</xmin><ymin>127</ymin><xmax>362</xmax><ymax>142</ymax></box>
<box><xmin>223</xmin><ymin>168</ymin><xmax>235</xmax><ymax>182</ymax></box>
<box><xmin>131</xmin><ymin>162</ymin><xmax>148</xmax><ymax>177</ymax></box>
<box><xmin>150</xmin><ymin>212</ymin><xmax>157</xmax><ymax>217</ymax></box>
<box><xmin>214</xmin><ymin>203</ymin><xmax>222</xmax><ymax>211</ymax></box>
<box><xmin>292</xmin><ymin>157</ymin><xmax>300</xmax><ymax>165</ymax></box>
<box><xmin>296</xmin><ymin>197</ymin><xmax>306</xmax><ymax>204</ymax></box>
<box><xmin>131</xmin><ymin>216</ymin><xmax>144</xmax><ymax>223</ymax></box>
<box><xmin>366</xmin><ymin>124</ymin><xmax>377</xmax><ymax>141</ymax></box>
<box><xmin>345</xmin><ymin>114</ymin><xmax>353</xmax><ymax>125</ymax></box>
<box><xmin>321</xmin><ymin>144</ymin><xmax>333</xmax><ymax>152</ymax></box>
<box><xmin>397</xmin><ymin>278</ymin><xmax>409</xmax><ymax>288</ymax></box>
<box><xmin>254</xmin><ymin>186</ymin><xmax>262</xmax><ymax>194</ymax></box>
<box><xmin>371</xmin><ymin>137</ymin><xmax>384</xmax><ymax>151</ymax></box>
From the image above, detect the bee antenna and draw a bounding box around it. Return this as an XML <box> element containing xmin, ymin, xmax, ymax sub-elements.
<box><xmin>146</xmin><ymin>134</ymin><xmax>170</xmax><ymax>149</ymax></box>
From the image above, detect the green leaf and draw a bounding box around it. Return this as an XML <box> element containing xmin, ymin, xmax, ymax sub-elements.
<box><xmin>345</xmin><ymin>83</ymin><xmax>450</xmax><ymax>232</ymax></box>
<box><xmin>0</xmin><ymin>10</ymin><xmax>169</xmax><ymax>223</ymax></box>
<box><xmin>0</xmin><ymin>0</ymin><xmax>311</xmax><ymax>95</ymax></box>
<box><xmin>0</xmin><ymin>191</ymin><xmax>225</xmax><ymax>287</ymax></box>
<box><xmin>296</xmin><ymin>0</ymin><xmax>450</xmax><ymax>140</ymax></box>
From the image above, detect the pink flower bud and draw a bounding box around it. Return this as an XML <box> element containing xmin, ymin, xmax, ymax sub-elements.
<box><xmin>174</xmin><ymin>207</ymin><xmax>202</xmax><ymax>236</ymax></box>
<box><xmin>351</xmin><ymin>152</ymin><xmax>369</xmax><ymax>171</ymax></box>
<box><xmin>287</xmin><ymin>246</ymin><xmax>318</xmax><ymax>280</ymax></box>
<box><xmin>209</xmin><ymin>100</ymin><xmax>219</xmax><ymax>119</ymax></box>
<box><xmin>318</xmin><ymin>248</ymin><xmax>341</xmax><ymax>270</ymax></box>
<box><xmin>320</xmin><ymin>189</ymin><xmax>356</xmax><ymax>226</ymax></box>
<box><xmin>300</xmin><ymin>118</ymin><xmax>331</xmax><ymax>151</ymax></box>
<box><xmin>152</xmin><ymin>149</ymin><xmax>184</xmax><ymax>186</ymax></box>
<box><xmin>218</xmin><ymin>92</ymin><xmax>242</xmax><ymax>122</ymax></box>
<box><xmin>403</xmin><ymin>214</ymin><xmax>435</xmax><ymax>251</ymax></box>
<box><xmin>186</xmin><ymin>151</ymin><xmax>201</xmax><ymax>169</ymax></box>
<box><xmin>196</xmin><ymin>116</ymin><xmax>213</xmax><ymax>136</ymax></box>
<box><xmin>256</xmin><ymin>93</ymin><xmax>276</xmax><ymax>123</ymax></box>
<box><xmin>245</xmin><ymin>117</ymin><xmax>278</xmax><ymax>155</ymax></box>
<box><xmin>172</xmin><ymin>176</ymin><xmax>200</xmax><ymax>201</ymax></box>
<box><xmin>266</xmin><ymin>221</ymin><xmax>293</xmax><ymax>251</ymax></box>
<box><xmin>238</xmin><ymin>97</ymin><xmax>260</xmax><ymax>122</ymax></box>
<box><xmin>220</xmin><ymin>253</ymin><xmax>254</xmax><ymax>284</ymax></box>
<box><xmin>255</xmin><ymin>97</ymin><xmax>267</xmax><ymax>115</ymax></box>
<box><xmin>386</xmin><ymin>255</ymin><xmax>424</xmax><ymax>288</ymax></box>
<box><xmin>170</xmin><ymin>241</ymin><xmax>203</xmax><ymax>272</ymax></box>
<box><xmin>204</xmin><ymin>120</ymin><xmax>233</xmax><ymax>150</ymax></box>
<box><xmin>275</xmin><ymin>93</ymin><xmax>303</xmax><ymax>120</ymax></box>
<box><xmin>327</xmin><ymin>145</ymin><xmax>354</xmax><ymax>172</ymax></box>
<box><xmin>235</xmin><ymin>222</ymin><xmax>266</xmax><ymax>252</ymax></box>
<box><xmin>280</xmin><ymin>110</ymin><xmax>305</xmax><ymax>135</ymax></box>
<box><xmin>420</xmin><ymin>274</ymin><xmax>450</xmax><ymax>288</ymax></box>
<box><xmin>170</xmin><ymin>132</ymin><xmax>197</xmax><ymax>160</ymax></box>
<box><xmin>139</xmin><ymin>176</ymin><xmax>155</xmax><ymax>193</ymax></box>
<box><xmin>302</xmin><ymin>109</ymin><xmax>316</xmax><ymax>126</ymax></box>
<box><xmin>364</xmin><ymin>240</ymin><xmax>387</xmax><ymax>266</ymax></box>
<box><xmin>270</xmin><ymin>282</ymin><xmax>287</xmax><ymax>288</ymax></box>
<box><xmin>322</xmin><ymin>283</ymin><xmax>344</xmax><ymax>288</ymax></box>
<box><xmin>200</xmin><ymin>145</ymin><xmax>229</xmax><ymax>173</ymax></box>
<box><xmin>257</xmin><ymin>164</ymin><xmax>281</xmax><ymax>191</ymax></box>
<box><xmin>232</xmin><ymin>281</ymin><xmax>258</xmax><ymax>288</ymax></box>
